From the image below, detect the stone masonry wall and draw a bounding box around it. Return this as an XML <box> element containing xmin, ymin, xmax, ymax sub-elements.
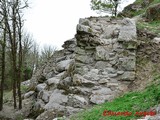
<box><xmin>23</xmin><ymin>17</ymin><xmax>137</xmax><ymax>120</ymax></box>
<box><xmin>73</xmin><ymin>17</ymin><xmax>137</xmax><ymax>104</ymax></box>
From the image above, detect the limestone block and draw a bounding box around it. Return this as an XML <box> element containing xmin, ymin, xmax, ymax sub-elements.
<box><xmin>36</xmin><ymin>83</ymin><xmax>47</xmax><ymax>92</ymax></box>
<box><xmin>118</xmin><ymin>18</ymin><xmax>137</xmax><ymax>42</ymax></box>
<box><xmin>56</xmin><ymin>59</ymin><xmax>74</xmax><ymax>72</ymax></box>
<box><xmin>117</xmin><ymin>72</ymin><xmax>135</xmax><ymax>81</ymax></box>
<box><xmin>68</xmin><ymin>94</ymin><xmax>88</xmax><ymax>108</ymax></box>
<box><xmin>73</xmin><ymin>74</ymin><xmax>96</xmax><ymax>87</ymax></box>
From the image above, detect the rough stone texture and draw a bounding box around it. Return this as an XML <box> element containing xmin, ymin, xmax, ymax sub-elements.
<box><xmin>38</xmin><ymin>90</ymin><xmax>51</xmax><ymax>103</ymax></box>
<box><xmin>24</xmin><ymin>91</ymin><xmax>34</xmax><ymax>99</ymax></box>
<box><xmin>153</xmin><ymin>37</ymin><xmax>160</xmax><ymax>44</ymax></box>
<box><xmin>118</xmin><ymin>18</ymin><xmax>137</xmax><ymax>42</ymax></box>
<box><xmin>90</xmin><ymin>88</ymin><xmax>113</xmax><ymax>104</ymax></box>
<box><xmin>56</xmin><ymin>59</ymin><xmax>74</xmax><ymax>72</ymax></box>
<box><xmin>46</xmin><ymin>77</ymin><xmax>60</xmax><ymax>86</ymax></box>
<box><xmin>36</xmin><ymin>83</ymin><xmax>47</xmax><ymax>92</ymax></box>
<box><xmin>44</xmin><ymin>89</ymin><xmax>68</xmax><ymax>110</ymax></box>
<box><xmin>73</xmin><ymin>74</ymin><xmax>96</xmax><ymax>87</ymax></box>
<box><xmin>27</xmin><ymin>16</ymin><xmax>137</xmax><ymax>119</ymax></box>
<box><xmin>68</xmin><ymin>94</ymin><xmax>88</xmax><ymax>108</ymax></box>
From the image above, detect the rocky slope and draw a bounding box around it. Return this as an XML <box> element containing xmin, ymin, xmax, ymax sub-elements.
<box><xmin>22</xmin><ymin>16</ymin><xmax>140</xmax><ymax>120</ymax></box>
<box><xmin>19</xmin><ymin>0</ymin><xmax>160</xmax><ymax>120</ymax></box>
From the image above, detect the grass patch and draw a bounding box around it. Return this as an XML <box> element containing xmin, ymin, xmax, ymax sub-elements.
<box><xmin>70</xmin><ymin>80</ymin><xmax>160</xmax><ymax>120</ymax></box>
<box><xmin>21</xmin><ymin>84</ymin><xmax>29</xmax><ymax>94</ymax></box>
<box><xmin>122</xmin><ymin>0</ymin><xmax>160</xmax><ymax>17</ymax></box>
<box><xmin>137</xmin><ymin>20</ymin><xmax>160</xmax><ymax>35</ymax></box>
<box><xmin>151</xmin><ymin>0</ymin><xmax>160</xmax><ymax>5</ymax></box>
<box><xmin>3</xmin><ymin>90</ymin><xmax>13</xmax><ymax>103</ymax></box>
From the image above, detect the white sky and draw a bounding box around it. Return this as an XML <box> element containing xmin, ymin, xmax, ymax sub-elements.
<box><xmin>24</xmin><ymin>0</ymin><xmax>135</xmax><ymax>50</ymax></box>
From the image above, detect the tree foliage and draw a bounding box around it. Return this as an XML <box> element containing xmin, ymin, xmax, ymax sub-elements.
<box><xmin>0</xmin><ymin>0</ymin><xmax>56</xmax><ymax>111</ymax></box>
<box><xmin>90</xmin><ymin>0</ymin><xmax>121</xmax><ymax>16</ymax></box>
<box><xmin>0</xmin><ymin>0</ymin><xmax>29</xmax><ymax>110</ymax></box>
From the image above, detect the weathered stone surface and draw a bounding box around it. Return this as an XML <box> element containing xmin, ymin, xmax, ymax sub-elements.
<box><xmin>108</xmin><ymin>73</ymin><xmax>118</xmax><ymax>78</ymax></box>
<box><xmin>118</xmin><ymin>18</ymin><xmax>137</xmax><ymax>41</ymax></box>
<box><xmin>118</xmin><ymin>84</ymin><xmax>128</xmax><ymax>92</ymax></box>
<box><xmin>46</xmin><ymin>77</ymin><xmax>60</xmax><ymax>86</ymax></box>
<box><xmin>83</xmin><ymin>69</ymin><xmax>100</xmax><ymax>81</ymax></box>
<box><xmin>107</xmin><ymin>82</ymin><xmax>119</xmax><ymax>87</ymax></box>
<box><xmin>75</xmin><ymin>54</ymin><xmax>94</xmax><ymax>64</ymax></box>
<box><xmin>117</xmin><ymin>71</ymin><xmax>125</xmax><ymax>75</ymax></box>
<box><xmin>38</xmin><ymin>90</ymin><xmax>51</xmax><ymax>103</ymax></box>
<box><xmin>98</xmin><ymin>78</ymin><xmax>109</xmax><ymax>84</ymax></box>
<box><xmin>75</xmin><ymin>47</ymin><xmax>86</xmax><ymax>55</ymax></box>
<box><xmin>153</xmin><ymin>37</ymin><xmax>160</xmax><ymax>44</ymax></box>
<box><xmin>95</xmin><ymin>45</ymin><xmax>113</xmax><ymax>60</ymax></box>
<box><xmin>55</xmin><ymin>56</ymin><xmax>66</xmax><ymax>63</ymax></box>
<box><xmin>58</xmin><ymin>77</ymin><xmax>72</xmax><ymax>90</ymax></box>
<box><xmin>92</xmin><ymin>87</ymin><xmax>112</xmax><ymax>94</ymax></box>
<box><xmin>101</xmin><ymin>25</ymin><xmax>120</xmax><ymax>39</ymax></box>
<box><xmin>104</xmin><ymin>68</ymin><xmax>117</xmax><ymax>74</ymax></box>
<box><xmin>95</xmin><ymin>61</ymin><xmax>112</xmax><ymax>69</ymax></box>
<box><xmin>44</xmin><ymin>89</ymin><xmax>68</xmax><ymax>110</ymax></box>
<box><xmin>118</xmin><ymin>57</ymin><xmax>136</xmax><ymax>71</ymax></box>
<box><xmin>33</xmin><ymin>99</ymin><xmax>45</xmax><ymax>112</ymax></box>
<box><xmin>74</xmin><ymin>67</ymin><xmax>89</xmax><ymax>76</ymax></box>
<box><xmin>77</xmin><ymin>24</ymin><xmax>92</xmax><ymax>34</ymax></box>
<box><xmin>118</xmin><ymin>72</ymin><xmax>136</xmax><ymax>81</ymax></box>
<box><xmin>73</xmin><ymin>74</ymin><xmax>96</xmax><ymax>87</ymax></box>
<box><xmin>68</xmin><ymin>94</ymin><xmax>88</xmax><ymax>108</ymax></box>
<box><xmin>71</xmin><ymin>87</ymin><xmax>92</xmax><ymax>95</ymax></box>
<box><xmin>56</xmin><ymin>59</ymin><xmax>74</xmax><ymax>72</ymax></box>
<box><xmin>90</xmin><ymin>94</ymin><xmax>114</xmax><ymax>104</ymax></box>
<box><xmin>65</xmin><ymin>106</ymin><xmax>83</xmax><ymax>115</ymax></box>
<box><xmin>62</xmin><ymin>38</ymin><xmax>76</xmax><ymax>52</ymax></box>
<box><xmin>79</xmin><ymin>18</ymin><xmax>91</xmax><ymax>26</ymax></box>
<box><xmin>24</xmin><ymin>91</ymin><xmax>34</xmax><ymax>99</ymax></box>
<box><xmin>90</xmin><ymin>88</ymin><xmax>113</xmax><ymax>104</ymax></box>
<box><xmin>27</xmin><ymin>16</ymin><xmax>138</xmax><ymax>118</ymax></box>
<box><xmin>55</xmin><ymin>71</ymin><xmax>66</xmax><ymax>78</ymax></box>
<box><xmin>36</xmin><ymin>83</ymin><xmax>47</xmax><ymax>92</ymax></box>
<box><xmin>45</xmin><ymin>72</ymin><xmax>54</xmax><ymax>79</ymax></box>
<box><xmin>36</xmin><ymin>110</ymin><xmax>56</xmax><ymax>120</ymax></box>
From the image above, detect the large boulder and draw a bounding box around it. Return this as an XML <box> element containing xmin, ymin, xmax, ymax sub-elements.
<box><xmin>44</xmin><ymin>89</ymin><xmax>68</xmax><ymax>110</ymax></box>
<box><xmin>56</xmin><ymin>59</ymin><xmax>74</xmax><ymax>72</ymax></box>
<box><xmin>36</xmin><ymin>83</ymin><xmax>47</xmax><ymax>92</ymax></box>
<box><xmin>46</xmin><ymin>77</ymin><xmax>60</xmax><ymax>86</ymax></box>
<box><xmin>58</xmin><ymin>77</ymin><xmax>72</xmax><ymax>90</ymax></box>
<box><xmin>68</xmin><ymin>94</ymin><xmax>88</xmax><ymax>108</ymax></box>
<box><xmin>38</xmin><ymin>90</ymin><xmax>51</xmax><ymax>103</ymax></box>
<box><xmin>90</xmin><ymin>87</ymin><xmax>114</xmax><ymax>104</ymax></box>
<box><xmin>24</xmin><ymin>91</ymin><xmax>34</xmax><ymax>99</ymax></box>
<box><xmin>118</xmin><ymin>18</ymin><xmax>137</xmax><ymax>42</ymax></box>
<box><xmin>73</xmin><ymin>74</ymin><xmax>96</xmax><ymax>87</ymax></box>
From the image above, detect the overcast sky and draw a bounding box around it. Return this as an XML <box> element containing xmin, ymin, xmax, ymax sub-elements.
<box><xmin>24</xmin><ymin>0</ymin><xmax>135</xmax><ymax>50</ymax></box>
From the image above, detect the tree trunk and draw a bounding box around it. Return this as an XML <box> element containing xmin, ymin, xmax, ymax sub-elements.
<box><xmin>17</xmin><ymin>12</ymin><xmax>23</xmax><ymax>109</ymax></box>
<box><xmin>12</xmin><ymin>3</ymin><xmax>17</xmax><ymax>109</ymax></box>
<box><xmin>114</xmin><ymin>3</ymin><xmax>118</xmax><ymax>16</ymax></box>
<box><xmin>0</xmin><ymin>26</ymin><xmax>6</xmax><ymax>111</ymax></box>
